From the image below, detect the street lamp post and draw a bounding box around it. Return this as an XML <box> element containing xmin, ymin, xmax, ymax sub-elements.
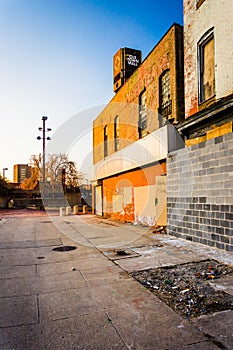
<box><xmin>37</xmin><ymin>116</ymin><xmax>51</xmax><ymax>195</ymax></box>
<box><xmin>2</xmin><ymin>168</ymin><xmax>8</xmax><ymax>179</ymax></box>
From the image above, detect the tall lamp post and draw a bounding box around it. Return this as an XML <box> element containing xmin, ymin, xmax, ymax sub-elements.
<box><xmin>2</xmin><ymin>168</ymin><xmax>8</xmax><ymax>179</ymax></box>
<box><xmin>37</xmin><ymin>116</ymin><xmax>51</xmax><ymax>194</ymax></box>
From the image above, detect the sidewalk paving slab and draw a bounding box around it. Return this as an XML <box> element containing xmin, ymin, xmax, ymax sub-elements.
<box><xmin>0</xmin><ymin>264</ymin><xmax>36</xmax><ymax>279</ymax></box>
<box><xmin>0</xmin><ymin>272</ymin><xmax>87</xmax><ymax>297</ymax></box>
<box><xmin>0</xmin><ymin>312</ymin><xmax>128</xmax><ymax>350</ymax></box>
<box><xmin>192</xmin><ymin>310</ymin><xmax>233</xmax><ymax>350</ymax></box>
<box><xmin>209</xmin><ymin>275</ymin><xmax>233</xmax><ymax>296</ymax></box>
<box><xmin>0</xmin><ymin>295</ymin><xmax>38</xmax><ymax>327</ymax></box>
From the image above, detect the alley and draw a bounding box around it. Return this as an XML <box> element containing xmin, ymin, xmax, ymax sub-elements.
<box><xmin>0</xmin><ymin>210</ymin><xmax>232</xmax><ymax>349</ymax></box>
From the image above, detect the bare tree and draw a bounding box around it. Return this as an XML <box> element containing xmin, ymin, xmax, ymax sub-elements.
<box><xmin>29</xmin><ymin>153</ymin><xmax>84</xmax><ymax>192</ymax></box>
<box><xmin>63</xmin><ymin>161</ymin><xmax>84</xmax><ymax>191</ymax></box>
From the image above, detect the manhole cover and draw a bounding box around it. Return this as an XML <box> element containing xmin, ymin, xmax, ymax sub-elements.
<box><xmin>52</xmin><ymin>246</ymin><xmax>77</xmax><ymax>252</ymax></box>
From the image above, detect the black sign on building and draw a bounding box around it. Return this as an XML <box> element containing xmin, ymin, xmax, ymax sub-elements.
<box><xmin>113</xmin><ymin>47</ymin><xmax>142</xmax><ymax>92</ymax></box>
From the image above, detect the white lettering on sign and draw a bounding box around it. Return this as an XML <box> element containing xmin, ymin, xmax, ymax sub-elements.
<box><xmin>126</xmin><ymin>54</ymin><xmax>140</xmax><ymax>67</ymax></box>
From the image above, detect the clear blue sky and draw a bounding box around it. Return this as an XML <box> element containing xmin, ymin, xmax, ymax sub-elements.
<box><xmin>0</xmin><ymin>0</ymin><xmax>183</xmax><ymax>181</ymax></box>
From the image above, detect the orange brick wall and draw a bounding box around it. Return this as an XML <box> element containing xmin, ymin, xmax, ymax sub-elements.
<box><xmin>93</xmin><ymin>24</ymin><xmax>184</xmax><ymax>164</ymax></box>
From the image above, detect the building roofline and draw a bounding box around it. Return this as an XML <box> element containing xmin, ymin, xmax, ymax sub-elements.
<box><xmin>142</xmin><ymin>22</ymin><xmax>183</xmax><ymax>63</ymax></box>
<box><xmin>93</xmin><ymin>23</ymin><xmax>183</xmax><ymax>124</ymax></box>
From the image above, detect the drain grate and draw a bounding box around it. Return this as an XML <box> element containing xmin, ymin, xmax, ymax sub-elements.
<box><xmin>52</xmin><ymin>246</ymin><xmax>77</xmax><ymax>252</ymax></box>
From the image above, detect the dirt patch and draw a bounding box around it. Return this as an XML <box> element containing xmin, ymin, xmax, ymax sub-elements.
<box><xmin>131</xmin><ymin>259</ymin><xmax>233</xmax><ymax>318</ymax></box>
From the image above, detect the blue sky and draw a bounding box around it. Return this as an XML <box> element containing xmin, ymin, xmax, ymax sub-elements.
<box><xmin>0</xmin><ymin>0</ymin><xmax>183</xmax><ymax>181</ymax></box>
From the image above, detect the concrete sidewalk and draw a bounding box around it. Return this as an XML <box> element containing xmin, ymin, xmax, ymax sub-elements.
<box><xmin>0</xmin><ymin>212</ymin><xmax>232</xmax><ymax>349</ymax></box>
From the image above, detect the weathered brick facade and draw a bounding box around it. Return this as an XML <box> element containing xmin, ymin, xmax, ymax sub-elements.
<box><xmin>93</xmin><ymin>23</ymin><xmax>184</xmax><ymax>165</ymax></box>
<box><xmin>92</xmin><ymin>24</ymin><xmax>184</xmax><ymax>224</ymax></box>
<box><xmin>91</xmin><ymin>0</ymin><xmax>233</xmax><ymax>251</ymax></box>
<box><xmin>167</xmin><ymin>132</ymin><xmax>233</xmax><ymax>252</ymax></box>
<box><xmin>184</xmin><ymin>0</ymin><xmax>233</xmax><ymax>119</ymax></box>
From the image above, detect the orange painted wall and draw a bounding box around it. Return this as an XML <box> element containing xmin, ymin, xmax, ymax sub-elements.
<box><xmin>102</xmin><ymin>161</ymin><xmax>166</xmax><ymax>218</ymax></box>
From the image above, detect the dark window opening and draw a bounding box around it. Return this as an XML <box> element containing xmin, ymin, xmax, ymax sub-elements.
<box><xmin>158</xmin><ymin>69</ymin><xmax>172</xmax><ymax>121</ymax></box>
<box><xmin>104</xmin><ymin>125</ymin><xmax>108</xmax><ymax>158</ymax></box>
<box><xmin>138</xmin><ymin>90</ymin><xmax>147</xmax><ymax>138</ymax></box>
<box><xmin>114</xmin><ymin>116</ymin><xmax>119</xmax><ymax>151</ymax></box>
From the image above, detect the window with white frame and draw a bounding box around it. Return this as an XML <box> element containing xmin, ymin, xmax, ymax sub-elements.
<box><xmin>198</xmin><ymin>28</ymin><xmax>215</xmax><ymax>104</ymax></box>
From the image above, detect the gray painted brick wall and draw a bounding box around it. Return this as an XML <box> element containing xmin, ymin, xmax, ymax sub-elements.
<box><xmin>167</xmin><ymin>132</ymin><xmax>233</xmax><ymax>252</ymax></box>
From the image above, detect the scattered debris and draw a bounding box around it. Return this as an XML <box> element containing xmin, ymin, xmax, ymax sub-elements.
<box><xmin>152</xmin><ymin>226</ymin><xmax>167</xmax><ymax>234</ymax></box>
<box><xmin>71</xmin><ymin>267</ymin><xmax>76</xmax><ymax>271</ymax></box>
<box><xmin>131</xmin><ymin>259</ymin><xmax>233</xmax><ymax>318</ymax></box>
<box><xmin>107</xmin><ymin>316</ymin><xmax>112</xmax><ymax>323</ymax></box>
<box><xmin>102</xmin><ymin>249</ymin><xmax>140</xmax><ymax>260</ymax></box>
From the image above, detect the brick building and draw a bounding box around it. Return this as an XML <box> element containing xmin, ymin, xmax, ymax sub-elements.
<box><xmin>92</xmin><ymin>23</ymin><xmax>184</xmax><ymax>225</ymax></box>
<box><xmin>180</xmin><ymin>0</ymin><xmax>233</xmax><ymax>142</ymax></box>
<box><xmin>167</xmin><ymin>0</ymin><xmax>233</xmax><ymax>252</ymax></box>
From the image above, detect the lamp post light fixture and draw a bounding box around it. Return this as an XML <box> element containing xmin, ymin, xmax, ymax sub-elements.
<box><xmin>37</xmin><ymin>116</ymin><xmax>51</xmax><ymax>193</ymax></box>
<box><xmin>2</xmin><ymin>168</ymin><xmax>8</xmax><ymax>179</ymax></box>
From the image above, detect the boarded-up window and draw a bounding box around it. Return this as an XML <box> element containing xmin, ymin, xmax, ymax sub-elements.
<box><xmin>198</xmin><ymin>29</ymin><xmax>215</xmax><ymax>103</ymax></box>
<box><xmin>203</xmin><ymin>39</ymin><xmax>215</xmax><ymax>100</ymax></box>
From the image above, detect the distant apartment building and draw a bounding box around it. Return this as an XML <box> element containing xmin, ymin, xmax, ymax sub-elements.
<box><xmin>13</xmin><ymin>164</ymin><xmax>31</xmax><ymax>183</ymax></box>
<box><xmin>92</xmin><ymin>23</ymin><xmax>184</xmax><ymax>225</ymax></box>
